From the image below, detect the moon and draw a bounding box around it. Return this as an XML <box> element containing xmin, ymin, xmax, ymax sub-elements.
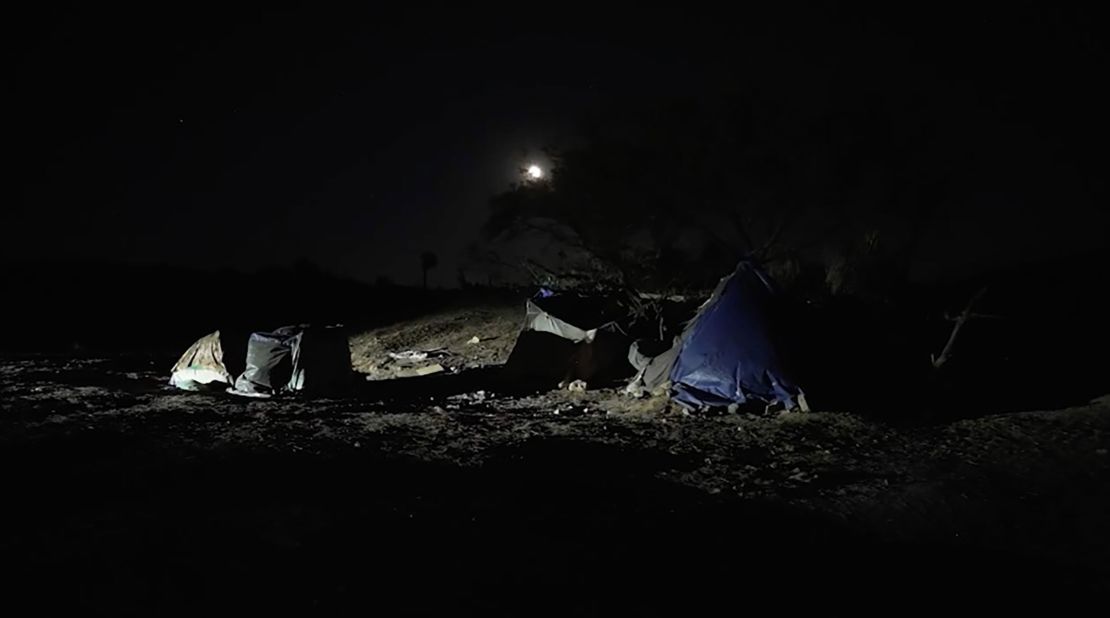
<box><xmin>526</xmin><ymin>164</ymin><xmax>543</xmax><ymax>180</ymax></box>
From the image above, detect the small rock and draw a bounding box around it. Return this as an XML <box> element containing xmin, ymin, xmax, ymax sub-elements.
<box><xmin>788</xmin><ymin>470</ymin><xmax>816</xmax><ymax>483</ymax></box>
<box><xmin>448</xmin><ymin>390</ymin><xmax>487</xmax><ymax>403</ymax></box>
<box><xmin>467</xmin><ymin>336</ymin><xmax>480</xmax><ymax>345</ymax></box>
<box><xmin>567</xmin><ymin>379</ymin><xmax>588</xmax><ymax>393</ymax></box>
<box><xmin>353</xmin><ymin>441</ymin><xmax>361</xmax><ymax>448</ymax></box>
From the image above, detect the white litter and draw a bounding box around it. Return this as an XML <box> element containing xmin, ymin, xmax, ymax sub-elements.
<box><xmin>414</xmin><ymin>364</ymin><xmax>445</xmax><ymax>376</ymax></box>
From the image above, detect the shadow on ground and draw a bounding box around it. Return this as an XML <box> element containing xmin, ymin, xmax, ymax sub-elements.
<box><xmin>1</xmin><ymin>430</ymin><xmax>1097</xmax><ymax>615</ymax></box>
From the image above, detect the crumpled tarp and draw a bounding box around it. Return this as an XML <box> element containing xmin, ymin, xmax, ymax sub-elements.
<box><xmin>232</xmin><ymin>325</ymin><xmax>352</xmax><ymax>396</ymax></box>
<box><xmin>625</xmin><ymin>337</ymin><xmax>681</xmax><ymax>395</ymax></box>
<box><xmin>233</xmin><ymin>327</ymin><xmax>301</xmax><ymax>396</ymax></box>
<box><xmin>505</xmin><ymin>296</ymin><xmax>633</xmax><ymax>384</ymax></box>
<box><xmin>169</xmin><ymin>330</ymin><xmax>234</xmax><ymax>391</ymax></box>
<box><xmin>523</xmin><ymin>300</ymin><xmax>597</xmax><ymax>343</ymax></box>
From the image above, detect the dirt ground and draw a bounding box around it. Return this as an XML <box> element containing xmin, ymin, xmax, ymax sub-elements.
<box><xmin>348</xmin><ymin>300</ymin><xmax>521</xmax><ymax>379</ymax></box>
<box><xmin>2</xmin><ymin>306</ymin><xmax>1108</xmax><ymax>613</ymax></box>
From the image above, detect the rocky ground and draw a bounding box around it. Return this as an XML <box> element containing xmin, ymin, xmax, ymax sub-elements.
<box><xmin>1</xmin><ymin>305</ymin><xmax>1108</xmax><ymax>614</ymax></box>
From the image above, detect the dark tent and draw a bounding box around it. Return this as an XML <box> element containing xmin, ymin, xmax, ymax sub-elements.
<box><xmin>627</xmin><ymin>260</ymin><xmax>806</xmax><ymax>410</ymax></box>
<box><xmin>229</xmin><ymin>324</ymin><xmax>353</xmax><ymax>397</ymax></box>
<box><xmin>505</xmin><ymin>294</ymin><xmax>634</xmax><ymax>387</ymax></box>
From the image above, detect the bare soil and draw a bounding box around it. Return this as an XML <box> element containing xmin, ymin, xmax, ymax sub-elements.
<box><xmin>348</xmin><ymin>301</ymin><xmax>521</xmax><ymax>378</ymax></box>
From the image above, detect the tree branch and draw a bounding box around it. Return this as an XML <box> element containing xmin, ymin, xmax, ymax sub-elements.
<box><xmin>931</xmin><ymin>287</ymin><xmax>987</xmax><ymax>370</ymax></box>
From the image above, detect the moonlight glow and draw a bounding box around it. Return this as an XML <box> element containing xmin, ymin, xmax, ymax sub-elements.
<box><xmin>526</xmin><ymin>164</ymin><xmax>544</xmax><ymax>180</ymax></box>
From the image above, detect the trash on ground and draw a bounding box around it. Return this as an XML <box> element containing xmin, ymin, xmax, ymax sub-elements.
<box><xmin>414</xmin><ymin>364</ymin><xmax>445</xmax><ymax>376</ymax></box>
<box><xmin>448</xmin><ymin>390</ymin><xmax>488</xmax><ymax>403</ymax></box>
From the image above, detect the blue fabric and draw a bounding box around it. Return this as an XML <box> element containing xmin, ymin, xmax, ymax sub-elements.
<box><xmin>669</xmin><ymin>261</ymin><xmax>800</xmax><ymax>408</ymax></box>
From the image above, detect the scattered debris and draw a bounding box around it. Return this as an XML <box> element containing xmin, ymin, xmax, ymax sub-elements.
<box><xmin>414</xmin><ymin>364</ymin><xmax>445</xmax><ymax>376</ymax></box>
<box><xmin>448</xmin><ymin>390</ymin><xmax>488</xmax><ymax>403</ymax></box>
<box><xmin>389</xmin><ymin>350</ymin><xmax>429</xmax><ymax>363</ymax></box>
<box><xmin>796</xmin><ymin>393</ymin><xmax>811</xmax><ymax>413</ymax></box>
<box><xmin>226</xmin><ymin>387</ymin><xmax>272</xmax><ymax>399</ymax></box>
<box><xmin>787</xmin><ymin>468</ymin><xmax>816</xmax><ymax>483</ymax></box>
<box><xmin>388</xmin><ymin>348</ymin><xmax>451</xmax><ymax>366</ymax></box>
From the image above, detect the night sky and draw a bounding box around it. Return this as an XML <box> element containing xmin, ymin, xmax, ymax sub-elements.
<box><xmin>9</xmin><ymin>4</ymin><xmax>1107</xmax><ymax>285</ymax></box>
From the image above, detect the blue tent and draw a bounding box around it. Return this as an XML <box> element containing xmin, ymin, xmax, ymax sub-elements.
<box><xmin>667</xmin><ymin>260</ymin><xmax>804</xmax><ymax>409</ymax></box>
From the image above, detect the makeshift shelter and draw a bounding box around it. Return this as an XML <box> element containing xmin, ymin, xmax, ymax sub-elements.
<box><xmin>625</xmin><ymin>337</ymin><xmax>681</xmax><ymax>396</ymax></box>
<box><xmin>170</xmin><ymin>325</ymin><xmax>352</xmax><ymax>396</ymax></box>
<box><xmin>627</xmin><ymin>260</ymin><xmax>806</xmax><ymax>410</ymax></box>
<box><xmin>232</xmin><ymin>324</ymin><xmax>353</xmax><ymax>397</ymax></box>
<box><xmin>505</xmin><ymin>293</ymin><xmax>633</xmax><ymax>386</ymax></box>
<box><xmin>169</xmin><ymin>330</ymin><xmax>246</xmax><ymax>391</ymax></box>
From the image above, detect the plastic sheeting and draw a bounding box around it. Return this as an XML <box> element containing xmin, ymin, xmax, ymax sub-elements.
<box><xmin>169</xmin><ymin>330</ymin><xmax>234</xmax><ymax>390</ymax></box>
<box><xmin>233</xmin><ymin>327</ymin><xmax>300</xmax><ymax>396</ymax></box>
<box><xmin>625</xmin><ymin>337</ymin><xmax>681</xmax><ymax>394</ymax></box>
<box><xmin>522</xmin><ymin>300</ymin><xmax>596</xmax><ymax>343</ymax></box>
<box><xmin>668</xmin><ymin>260</ymin><xmax>803</xmax><ymax>409</ymax></box>
<box><xmin>230</xmin><ymin>325</ymin><xmax>353</xmax><ymax>397</ymax></box>
<box><xmin>505</xmin><ymin>297</ymin><xmax>634</xmax><ymax>384</ymax></box>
